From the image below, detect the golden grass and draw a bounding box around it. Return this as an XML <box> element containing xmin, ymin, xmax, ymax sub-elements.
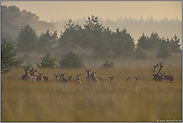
<box><xmin>1</xmin><ymin>67</ymin><xmax>182</xmax><ymax>122</ymax></box>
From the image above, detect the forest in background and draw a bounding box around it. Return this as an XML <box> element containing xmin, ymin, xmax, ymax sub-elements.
<box><xmin>1</xmin><ymin>5</ymin><xmax>182</xmax><ymax>70</ymax></box>
<box><xmin>1</xmin><ymin>5</ymin><xmax>182</xmax><ymax>44</ymax></box>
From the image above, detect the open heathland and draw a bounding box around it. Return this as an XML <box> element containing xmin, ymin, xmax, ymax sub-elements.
<box><xmin>1</xmin><ymin>66</ymin><xmax>182</xmax><ymax>122</ymax></box>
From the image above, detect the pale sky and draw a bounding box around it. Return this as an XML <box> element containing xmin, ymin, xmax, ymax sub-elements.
<box><xmin>1</xmin><ymin>1</ymin><xmax>182</xmax><ymax>22</ymax></box>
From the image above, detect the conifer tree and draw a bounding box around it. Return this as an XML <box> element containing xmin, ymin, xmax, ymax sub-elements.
<box><xmin>1</xmin><ymin>38</ymin><xmax>23</xmax><ymax>73</ymax></box>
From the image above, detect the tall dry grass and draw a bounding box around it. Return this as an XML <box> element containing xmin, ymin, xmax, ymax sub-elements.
<box><xmin>1</xmin><ymin>66</ymin><xmax>182</xmax><ymax>122</ymax></box>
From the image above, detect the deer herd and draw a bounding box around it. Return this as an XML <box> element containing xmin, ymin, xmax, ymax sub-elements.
<box><xmin>22</xmin><ymin>63</ymin><xmax>174</xmax><ymax>85</ymax></box>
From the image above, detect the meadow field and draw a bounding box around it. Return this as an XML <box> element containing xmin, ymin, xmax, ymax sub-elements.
<box><xmin>1</xmin><ymin>65</ymin><xmax>182</xmax><ymax>122</ymax></box>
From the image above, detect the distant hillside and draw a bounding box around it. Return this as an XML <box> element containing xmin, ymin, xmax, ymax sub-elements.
<box><xmin>1</xmin><ymin>5</ymin><xmax>55</xmax><ymax>41</ymax></box>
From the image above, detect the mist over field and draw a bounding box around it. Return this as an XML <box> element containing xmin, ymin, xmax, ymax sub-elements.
<box><xmin>1</xmin><ymin>4</ymin><xmax>182</xmax><ymax>122</ymax></box>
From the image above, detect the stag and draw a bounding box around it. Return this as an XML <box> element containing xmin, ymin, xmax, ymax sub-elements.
<box><xmin>152</xmin><ymin>64</ymin><xmax>174</xmax><ymax>84</ymax></box>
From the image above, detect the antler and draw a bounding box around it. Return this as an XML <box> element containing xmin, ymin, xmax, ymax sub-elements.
<box><xmin>153</xmin><ymin>64</ymin><xmax>163</xmax><ymax>76</ymax></box>
<box><xmin>152</xmin><ymin>64</ymin><xmax>158</xmax><ymax>75</ymax></box>
<box><xmin>156</xmin><ymin>64</ymin><xmax>163</xmax><ymax>75</ymax></box>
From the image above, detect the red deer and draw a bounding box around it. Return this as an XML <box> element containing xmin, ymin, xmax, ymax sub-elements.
<box><xmin>152</xmin><ymin>64</ymin><xmax>174</xmax><ymax>85</ymax></box>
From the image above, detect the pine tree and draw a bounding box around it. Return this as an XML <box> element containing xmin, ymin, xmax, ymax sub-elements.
<box><xmin>59</xmin><ymin>50</ymin><xmax>85</xmax><ymax>69</ymax></box>
<box><xmin>16</xmin><ymin>24</ymin><xmax>37</xmax><ymax>52</ymax></box>
<box><xmin>137</xmin><ymin>33</ymin><xmax>149</xmax><ymax>50</ymax></box>
<box><xmin>170</xmin><ymin>34</ymin><xmax>181</xmax><ymax>52</ymax></box>
<box><xmin>156</xmin><ymin>40</ymin><xmax>171</xmax><ymax>59</ymax></box>
<box><xmin>134</xmin><ymin>47</ymin><xmax>146</xmax><ymax>59</ymax></box>
<box><xmin>1</xmin><ymin>38</ymin><xmax>23</xmax><ymax>73</ymax></box>
<box><xmin>36</xmin><ymin>53</ymin><xmax>57</xmax><ymax>68</ymax></box>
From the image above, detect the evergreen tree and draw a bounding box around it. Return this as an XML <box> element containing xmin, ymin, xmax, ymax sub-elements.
<box><xmin>59</xmin><ymin>50</ymin><xmax>85</xmax><ymax>69</ymax></box>
<box><xmin>137</xmin><ymin>33</ymin><xmax>149</xmax><ymax>50</ymax></box>
<box><xmin>37</xmin><ymin>30</ymin><xmax>58</xmax><ymax>52</ymax></box>
<box><xmin>92</xmin><ymin>33</ymin><xmax>111</xmax><ymax>58</ymax></box>
<box><xmin>1</xmin><ymin>38</ymin><xmax>23</xmax><ymax>73</ymax></box>
<box><xmin>75</xmin><ymin>29</ymin><xmax>95</xmax><ymax>49</ymax></box>
<box><xmin>58</xmin><ymin>19</ymin><xmax>81</xmax><ymax>48</ymax></box>
<box><xmin>16</xmin><ymin>24</ymin><xmax>37</xmax><ymax>52</ymax></box>
<box><xmin>36</xmin><ymin>53</ymin><xmax>57</xmax><ymax>68</ymax></box>
<box><xmin>156</xmin><ymin>39</ymin><xmax>171</xmax><ymax>59</ymax></box>
<box><xmin>134</xmin><ymin>47</ymin><xmax>146</xmax><ymax>59</ymax></box>
<box><xmin>170</xmin><ymin>34</ymin><xmax>181</xmax><ymax>52</ymax></box>
<box><xmin>112</xmin><ymin>28</ymin><xmax>135</xmax><ymax>58</ymax></box>
<box><xmin>148</xmin><ymin>31</ymin><xmax>160</xmax><ymax>50</ymax></box>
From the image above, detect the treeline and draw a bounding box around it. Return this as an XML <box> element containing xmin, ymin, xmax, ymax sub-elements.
<box><xmin>14</xmin><ymin>15</ymin><xmax>181</xmax><ymax>60</ymax></box>
<box><xmin>1</xmin><ymin>15</ymin><xmax>181</xmax><ymax>73</ymax></box>
<box><xmin>1</xmin><ymin>5</ymin><xmax>55</xmax><ymax>40</ymax></box>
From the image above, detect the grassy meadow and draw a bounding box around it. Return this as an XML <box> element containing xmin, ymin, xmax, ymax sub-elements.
<box><xmin>1</xmin><ymin>65</ymin><xmax>182</xmax><ymax>122</ymax></box>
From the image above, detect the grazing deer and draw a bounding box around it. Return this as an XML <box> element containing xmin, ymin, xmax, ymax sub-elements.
<box><xmin>36</xmin><ymin>73</ymin><xmax>44</xmax><ymax>81</ymax></box>
<box><xmin>152</xmin><ymin>64</ymin><xmax>174</xmax><ymax>84</ymax></box>
<box><xmin>22</xmin><ymin>66</ymin><xmax>31</xmax><ymax>81</ymax></box>
<box><xmin>54</xmin><ymin>74</ymin><xmax>61</xmax><ymax>82</ymax></box>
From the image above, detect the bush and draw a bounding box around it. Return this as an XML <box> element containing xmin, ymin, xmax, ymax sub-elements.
<box><xmin>36</xmin><ymin>53</ymin><xmax>57</xmax><ymax>68</ymax></box>
<box><xmin>59</xmin><ymin>50</ymin><xmax>85</xmax><ymax>69</ymax></box>
<box><xmin>102</xmin><ymin>60</ymin><xmax>114</xmax><ymax>68</ymax></box>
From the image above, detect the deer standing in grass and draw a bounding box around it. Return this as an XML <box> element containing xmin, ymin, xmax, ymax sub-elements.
<box><xmin>54</xmin><ymin>74</ymin><xmax>61</xmax><ymax>82</ymax></box>
<box><xmin>36</xmin><ymin>73</ymin><xmax>44</xmax><ymax>81</ymax></box>
<box><xmin>86</xmin><ymin>70</ymin><xmax>97</xmax><ymax>82</ymax></box>
<box><xmin>76</xmin><ymin>74</ymin><xmax>82</xmax><ymax>83</ymax></box>
<box><xmin>22</xmin><ymin>66</ymin><xmax>31</xmax><ymax>81</ymax></box>
<box><xmin>37</xmin><ymin>73</ymin><xmax>49</xmax><ymax>81</ymax></box>
<box><xmin>42</xmin><ymin>75</ymin><xmax>49</xmax><ymax>81</ymax></box>
<box><xmin>29</xmin><ymin>69</ymin><xmax>37</xmax><ymax>82</ymax></box>
<box><xmin>152</xmin><ymin>64</ymin><xmax>174</xmax><ymax>85</ymax></box>
<box><xmin>60</xmin><ymin>73</ymin><xmax>67</xmax><ymax>83</ymax></box>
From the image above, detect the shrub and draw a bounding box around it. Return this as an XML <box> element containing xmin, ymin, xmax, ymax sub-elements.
<box><xmin>102</xmin><ymin>60</ymin><xmax>114</xmax><ymax>68</ymax></box>
<box><xmin>36</xmin><ymin>53</ymin><xmax>57</xmax><ymax>68</ymax></box>
<box><xmin>59</xmin><ymin>50</ymin><xmax>85</xmax><ymax>69</ymax></box>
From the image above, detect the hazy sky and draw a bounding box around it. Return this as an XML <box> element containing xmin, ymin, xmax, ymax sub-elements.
<box><xmin>1</xmin><ymin>1</ymin><xmax>182</xmax><ymax>22</ymax></box>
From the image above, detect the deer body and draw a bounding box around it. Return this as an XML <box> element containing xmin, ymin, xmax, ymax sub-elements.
<box><xmin>36</xmin><ymin>73</ymin><xmax>44</xmax><ymax>81</ymax></box>
<box><xmin>43</xmin><ymin>76</ymin><xmax>49</xmax><ymax>81</ymax></box>
<box><xmin>54</xmin><ymin>74</ymin><xmax>61</xmax><ymax>82</ymax></box>
<box><xmin>29</xmin><ymin>69</ymin><xmax>37</xmax><ymax>82</ymax></box>
<box><xmin>87</xmin><ymin>71</ymin><xmax>97</xmax><ymax>82</ymax></box>
<box><xmin>22</xmin><ymin>66</ymin><xmax>31</xmax><ymax>81</ymax></box>
<box><xmin>161</xmin><ymin>73</ymin><xmax>174</xmax><ymax>84</ymax></box>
